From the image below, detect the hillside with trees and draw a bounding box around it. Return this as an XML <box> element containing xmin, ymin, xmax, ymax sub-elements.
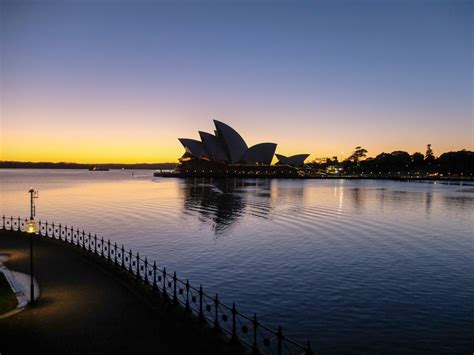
<box><xmin>310</xmin><ymin>145</ymin><xmax>473</xmax><ymax>177</ymax></box>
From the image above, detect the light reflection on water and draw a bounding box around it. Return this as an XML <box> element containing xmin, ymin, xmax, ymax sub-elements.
<box><xmin>1</xmin><ymin>169</ymin><xmax>473</xmax><ymax>353</ymax></box>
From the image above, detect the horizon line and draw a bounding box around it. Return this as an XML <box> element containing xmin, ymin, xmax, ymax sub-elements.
<box><xmin>1</xmin><ymin>147</ymin><xmax>472</xmax><ymax>166</ymax></box>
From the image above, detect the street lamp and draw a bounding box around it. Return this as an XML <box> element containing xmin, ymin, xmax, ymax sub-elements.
<box><xmin>25</xmin><ymin>219</ymin><xmax>37</xmax><ymax>234</ymax></box>
<box><xmin>25</xmin><ymin>189</ymin><xmax>38</xmax><ymax>305</ymax></box>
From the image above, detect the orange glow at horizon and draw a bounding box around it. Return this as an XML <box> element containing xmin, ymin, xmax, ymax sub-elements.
<box><xmin>2</xmin><ymin>126</ymin><xmax>472</xmax><ymax>164</ymax></box>
<box><xmin>1</xmin><ymin>97</ymin><xmax>472</xmax><ymax>164</ymax></box>
<box><xmin>1</xmin><ymin>133</ymin><xmax>182</xmax><ymax>164</ymax></box>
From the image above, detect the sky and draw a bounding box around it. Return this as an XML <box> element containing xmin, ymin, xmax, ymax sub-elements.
<box><xmin>1</xmin><ymin>0</ymin><xmax>472</xmax><ymax>163</ymax></box>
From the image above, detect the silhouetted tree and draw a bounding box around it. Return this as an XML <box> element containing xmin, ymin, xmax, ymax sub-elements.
<box><xmin>410</xmin><ymin>152</ymin><xmax>425</xmax><ymax>170</ymax></box>
<box><xmin>411</xmin><ymin>152</ymin><xmax>424</xmax><ymax>163</ymax></box>
<box><xmin>391</xmin><ymin>151</ymin><xmax>411</xmax><ymax>172</ymax></box>
<box><xmin>425</xmin><ymin>144</ymin><xmax>435</xmax><ymax>161</ymax></box>
<box><xmin>437</xmin><ymin>150</ymin><xmax>474</xmax><ymax>175</ymax></box>
<box><xmin>347</xmin><ymin>146</ymin><xmax>368</xmax><ymax>164</ymax></box>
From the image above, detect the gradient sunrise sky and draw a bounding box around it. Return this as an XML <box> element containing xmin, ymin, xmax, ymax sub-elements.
<box><xmin>1</xmin><ymin>0</ymin><xmax>472</xmax><ymax>163</ymax></box>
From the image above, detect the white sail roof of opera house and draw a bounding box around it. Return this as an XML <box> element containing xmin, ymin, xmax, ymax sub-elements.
<box><xmin>242</xmin><ymin>143</ymin><xmax>277</xmax><ymax>165</ymax></box>
<box><xmin>213</xmin><ymin>120</ymin><xmax>249</xmax><ymax>164</ymax></box>
<box><xmin>275</xmin><ymin>153</ymin><xmax>310</xmax><ymax>167</ymax></box>
<box><xmin>198</xmin><ymin>131</ymin><xmax>229</xmax><ymax>162</ymax></box>
<box><xmin>178</xmin><ymin>119</ymin><xmax>291</xmax><ymax>165</ymax></box>
<box><xmin>178</xmin><ymin>138</ymin><xmax>207</xmax><ymax>159</ymax></box>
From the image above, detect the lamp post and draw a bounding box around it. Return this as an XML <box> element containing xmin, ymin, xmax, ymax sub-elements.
<box><xmin>25</xmin><ymin>189</ymin><xmax>38</xmax><ymax>305</ymax></box>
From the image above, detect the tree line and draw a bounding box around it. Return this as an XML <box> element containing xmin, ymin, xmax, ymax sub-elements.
<box><xmin>310</xmin><ymin>145</ymin><xmax>473</xmax><ymax>176</ymax></box>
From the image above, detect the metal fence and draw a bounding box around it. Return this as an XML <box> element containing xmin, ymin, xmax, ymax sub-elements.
<box><xmin>1</xmin><ymin>215</ymin><xmax>314</xmax><ymax>355</ymax></box>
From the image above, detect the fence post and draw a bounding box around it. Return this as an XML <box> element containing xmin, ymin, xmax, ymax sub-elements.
<box><xmin>114</xmin><ymin>242</ymin><xmax>118</xmax><ymax>266</ymax></box>
<box><xmin>38</xmin><ymin>220</ymin><xmax>42</xmax><ymax>236</ymax></box>
<box><xmin>59</xmin><ymin>223</ymin><xmax>62</xmax><ymax>240</ymax></box>
<box><xmin>121</xmin><ymin>245</ymin><xmax>125</xmax><ymax>269</ymax></box>
<box><xmin>88</xmin><ymin>232</ymin><xmax>92</xmax><ymax>251</ymax></box>
<box><xmin>253</xmin><ymin>314</ymin><xmax>258</xmax><ymax>354</ymax></box>
<box><xmin>52</xmin><ymin>222</ymin><xmax>55</xmax><ymax>237</ymax></box>
<box><xmin>10</xmin><ymin>216</ymin><xmax>14</xmax><ymax>232</ymax></box>
<box><xmin>153</xmin><ymin>262</ymin><xmax>157</xmax><ymax>291</ymax></box>
<box><xmin>277</xmin><ymin>325</ymin><xmax>283</xmax><ymax>355</ymax></box>
<box><xmin>17</xmin><ymin>217</ymin><xmax>21</xmax><ymax>231</ymax></box>
<box><xmin>185</xmin><ymin>280</ymin><xmax>190</xmax><ymax>311</ymax></box>
<box><xmin>82</xmin><ymin>230</ymin><xmax>85</xmax><ymax>248</ymax></box>
<box><xmin>232</xmin><ymin>302</ymin><xmax>237</xmax><ymax>342</ymax></box>
<box><xmin>162</xmin><ymin>268</ymin><xmax>167</xmax><ymax>300</ymax></box>
<box><xmin>136</xmin><ymin>252</ymin><xmax>140</xmax><ymax>279</ymax></box>
<box><xmin>94</xmin><ymin>234</ymin><xmax>97</xmax><ymax>254</ymax></box>
<box><xmin>199</xmin><ymin>285</ymin><xmax>203</xmax><ymax>321</ymax></box>
<box><xmin>214</xmin><ymin>294</ymin><xmax>219</xmax><ymax>329</ymax></box>
<box><xmin>144</xmin><ymin>258</ymin><xmax>148</xmax><ymax>284</ymax></box>
<box><xmin>108</xmin><ymin>239</ymin><xmax>111</xmax><ymax>261</ymax></box>
<box><xmin>173</xmin><ymin>272</ymin><xmax>177</xmax><ymax>305</ymax></box>
<box><xmin>2</xmin><ymin>215</ymin><xmax>4</xmax><ymax>230</ymax></box>
<box><xmin>101</xmin><ymin>237</ymin><xmax>104</xmax><ymax>257</ymax></box>
<box><xmin>129</xmin><ymin>249</ymin><xmax>132</xmax><ymax>273</ymax></box>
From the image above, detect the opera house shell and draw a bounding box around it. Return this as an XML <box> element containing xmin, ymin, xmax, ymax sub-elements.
<box><xmin>179</xmin><ymin>120</ymin><xmax>277</xmax><ymax>165</ymax></box>
<box><xmin>275</xmin><ymin>154</ymin><xmax>310</xmax><ymax>167</ymax></box>
<box><xmin>179</xmin><ymin>120</ymin><xmax>309</xmax><ymax>172</ymax></box>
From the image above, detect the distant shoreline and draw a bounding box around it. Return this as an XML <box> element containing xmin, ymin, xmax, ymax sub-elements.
<box><xmin>0</xmin><ymin>167</ymin><xmax>162</xmax><ymax>170</ymax></box>
<box><xmin>154</xmin><ymin>171</ymin><xmax>474</xmax><ymax>182</ymax></box>
<box><xmin>0</xmin><ymin>162</ymin><xmax>177</xmax><ymax>170</ymax></box>
<box><xmin>1</xmin><ymin>167</ymin><xmax>472</xmax><ymax>182</ymax></box>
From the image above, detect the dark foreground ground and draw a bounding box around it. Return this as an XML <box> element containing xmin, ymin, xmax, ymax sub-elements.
<box><xmin>0</xmin><ymin>230</ymin><xmax>242</xmax><ymax>355</ymax></box>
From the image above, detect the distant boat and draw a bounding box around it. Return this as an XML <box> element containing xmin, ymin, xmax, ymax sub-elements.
<box><xmin>88</xmin><ymin>166</ymin><xmax>109</xmax><ymax>171</ymax></box>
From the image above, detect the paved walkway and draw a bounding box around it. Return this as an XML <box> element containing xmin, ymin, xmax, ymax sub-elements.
<box><xmin>0</xmin><ymin>230</ymin><xmax>241</xmax><ymax>354</ymax></box>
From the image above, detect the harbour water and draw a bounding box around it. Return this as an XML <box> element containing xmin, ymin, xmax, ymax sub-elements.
<box><xmin>1</xmin><ymin>169</ymin><xmax>473</xmax><ymax>353</ymax></box>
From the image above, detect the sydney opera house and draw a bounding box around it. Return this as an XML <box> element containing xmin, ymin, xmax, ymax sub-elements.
<box><xmin>175</xmin><ymin>120</ymin><xmax>309</xmax><ymax>177</ymax></box>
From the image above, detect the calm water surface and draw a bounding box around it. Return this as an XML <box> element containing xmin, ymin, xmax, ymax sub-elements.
<box><xmin>1</xmin><ymin>169</ymin><xmax>473</xmax><ymax>354</ymax></box>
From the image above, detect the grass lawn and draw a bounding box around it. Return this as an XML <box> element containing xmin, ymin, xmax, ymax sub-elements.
<box><xmin>0</xmin><ymin>272</ymin><xmax>18</xmax><ymax>315</ymax></box>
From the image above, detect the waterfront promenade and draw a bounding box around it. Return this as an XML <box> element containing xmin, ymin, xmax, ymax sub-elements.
<box><xmin>0</xmin><ymin>230</ymin><xmax>241</xmax><ymax>354</ymax></box>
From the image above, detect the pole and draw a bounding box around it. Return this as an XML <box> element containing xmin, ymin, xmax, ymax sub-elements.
<box><xmin>29</xmin><ymin>189</ymin><xmax>35</xmax><ymax>305</ymax></box>
<box><xmin>30</xmin><ymin>229</ymin><xmax>34</xmax><ymax>304</ymax></box>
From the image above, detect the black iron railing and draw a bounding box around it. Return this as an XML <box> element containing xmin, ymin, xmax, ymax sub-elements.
<box><xmin>1</xmin><ymin>215</ymin><xmax>314</xmax><ymax>355</ymax></box>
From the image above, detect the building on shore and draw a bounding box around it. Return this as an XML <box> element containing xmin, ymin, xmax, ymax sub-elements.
<box><xmin>176</xmin><ymin>120</ymin><xmax>310</xmax><ymax>177</ymax></box>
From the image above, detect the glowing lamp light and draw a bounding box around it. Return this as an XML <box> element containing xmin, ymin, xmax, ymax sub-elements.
<box><xmin>25</xmin><ymin>219</ymin><xmax>37</xmax><ymax>234</ymax></box>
